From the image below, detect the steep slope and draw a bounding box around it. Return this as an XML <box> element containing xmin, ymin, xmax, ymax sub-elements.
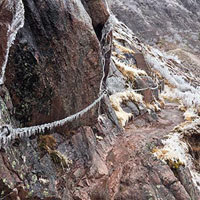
<box><xmin>0</xmin><ymin>0</ymin><xmax>200</xmax><ymax>199</ymax></box>
<box><xmin>108</xmin><ymin>0</ymin><xmax>200</xmax><ymax>53</ymax></box>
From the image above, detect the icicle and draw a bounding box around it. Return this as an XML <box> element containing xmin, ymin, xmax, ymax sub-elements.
<box><xmin>7</xmin><ymin>135</ymin><xmax>11</xmax><ymax>142</ymax></box>
<box><xmin>26</xmin><ymin>130</ymin><xmax>29</xmax><ymax>137</ymax></box>
<box><xmin>42</xmin><ymin>125</ymin><xmax>46</xmax><ymax>133</ymax></box>
<box><xmin>28</xmin><ymin>129</ymin><xmax>32</xmax><ymax>137</ymax></box>
<box><xmin>0</xmin><ymin>89</ymin><xmax>106</xmax><ymax>147</ymax></box>
<box><xmin>11</xmin><ymin>133</ymin><xmax>15</xmax><ymax>140</ymax></box>
<box><xmin>19</xmin><ymin>131</ymin><xmax>24</xmax><ymax>138</ymax></box>
<box><xmin>3</xmin><ymin>136</ymin><xmax>6</xmax><ymax>145</ymax></box>
<box><xmin>33</xmin><ymin>128</ymin><xmax>36</xmax><ymax>135</ymax></box>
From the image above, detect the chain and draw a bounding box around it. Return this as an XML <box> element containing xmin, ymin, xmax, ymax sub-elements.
<box><xmin>0</xmin><ymin>90</ymin><xmax>107</xmax><ymax>148</ymax></box>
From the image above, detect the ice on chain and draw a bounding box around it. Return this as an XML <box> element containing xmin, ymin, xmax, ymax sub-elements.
<box><xmin>0</xmin><ymin>0</ymin><xmax>25</xmax><ymax>85</ymax></box>
<box><xmin>0</xmin><ymin>90</ymin><xmax>106</xmax><ymax>147</ymax></box>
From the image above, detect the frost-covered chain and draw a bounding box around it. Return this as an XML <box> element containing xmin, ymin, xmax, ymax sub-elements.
<box><xmin>99</xmin><ymin>15</ymin><xmax>113</xmax><ymax>93</ymax></box>
<box><xmin>133</xmin><ymin>84</ymin><xmax>159</xmax><ymax>92</ymax></box>
<box><xmin>0</xmin><ymin>90</ymin><xmax>107</xmax><ymax>148</ymax></box>
<box><xmin>0</xmin><ymin>4</ymin><xmax>112</xmax><ymax>147</ymax></box>
<box><xmin>0</xmin><ymin>0</ymin><xmax>25</xmax><ymax>85</ymax></box>
<box><xmin>98</xmin><ymin>15</ymin><xmax>113</xmax><ymax>114</ymax></box>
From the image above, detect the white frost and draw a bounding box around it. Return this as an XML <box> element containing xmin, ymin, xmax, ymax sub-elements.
<box><xmin>0</xmin><ymin>0</ymin><xmax>25</xmax><ymax>85</ymax></box>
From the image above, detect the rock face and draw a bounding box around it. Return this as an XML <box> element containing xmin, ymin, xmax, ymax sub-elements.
<box><xmin>1</xmin><ymin>101</ymin><xmax>199</xmax><ymax>200</ymax></box>
<box><xmin>108</xmin><ymin>0</ymin><xmax>200</xmax><ymax>52</ymax></box>
<box><xmin>5</xmin><ymin>0</ymin><xmax>109</xmax><ymax>128</ymax></box>
<box><xmin>1</xmin><ymin>0</ymin><xmax>200</xmax><ymax>199</ymax></box>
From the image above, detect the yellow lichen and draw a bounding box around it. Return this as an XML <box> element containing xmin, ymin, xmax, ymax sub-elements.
<box><xmin>38</xmin><ymin>135</ymin><xmax>71</xmax><ymax>168</ymax></box>
<box><xmin>166</xmin><ymin>159</ymin><xmax>185</xmax><ymax>169</ymax></box>
<box><xmin>38</xmin><ymin>135</ymin><xmax>57</xmax><ymax>152</ymax></box>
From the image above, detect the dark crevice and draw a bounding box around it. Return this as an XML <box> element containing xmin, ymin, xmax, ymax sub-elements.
<box><xmin>94</xmin><ymin>23</ymin><xmax>104</xmax><ymax>41</ymax></box>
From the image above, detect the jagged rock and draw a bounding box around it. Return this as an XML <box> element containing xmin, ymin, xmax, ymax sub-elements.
<box><xmin>108</xmin><ymin>60</ymin><xmax>125</xmax><ymax>78</ymax></box>
<box><xmin>101</xmin><ymin>95</ymin><xmax>122</xmax><ymax>131</ymax></box>
<box><xmin>126</xmin><ymin>101</ymin><xmax>140</xmax><ymax>116</ymax></box>
<box><xmin>113</xmin><ymin>151</ymin><xmax>196</xmax><ymax>200</ymax></box>
<box><xmin>0</xmin><ymin>114</ymin><xmax>120</xmax><ymax>199</ymax></box>
<box><xmin>107</xmin><ymin>76</ymin><xmax>126</xmax><ymax>94</ymax></box>
<box><xmin>72</xmin><ymin>126</ymin><xmax>109</xmax><ymax>178</ymax></box>
<box><xmin>138</xmin><ymin>103</ymin><xmax>148</xmax><ymax>115</ymax></box>
<box><xmin>107</xmin><ymin>60</ymin><xmax>127</xmax><ymax>95</ymax></box>
<box><xmin>143</xmin><ymin>76</ymin><xmax>159</xmax><ymax>99</ymax></box>
<box><xmin>177</xmin><ymin>166</ymin><xmax>200</xmax><ymax>199</ymax></box>
<box><xmin>121</xmin><ymin>104</ymin><xmax>132</xmax><ymax>114</ymax></box>
<box><xmin>121</xmin><ymin>101</ymin><xmax>140</xmax><ymax>117</ymax></box>
<box><xmin>0</xmin><ymin>0</ymin><xmax>200</xmax><ymax>199</ymax></box>
<box><xmin>5</xmin><ymin>0</ymin><xmax>103</xmax><ymax>128</ymax></box>
<box><xmin>135</xmin><ymin>76</ymin><xmax>159</xmax><ymax>103</ymax></box>
<box><xmin>134</xmin><ymin>53</ymin><xmax>152</xmax><ymax>76</ymax></box>
<box><xmin>135</xmin><ymin>77</ymin><xmax>154</xmax><ymax>103</ymax></box>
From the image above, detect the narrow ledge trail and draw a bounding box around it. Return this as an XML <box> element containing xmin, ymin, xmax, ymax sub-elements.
<box><xmin>124</xmin><ymin>102</ymin><xmax>184</xmax><ymax>153</ymax></box>
<box><xmin>78</xmin><ymin>102</ymin><xmax>192</xmax><ymax>200</ymax></box>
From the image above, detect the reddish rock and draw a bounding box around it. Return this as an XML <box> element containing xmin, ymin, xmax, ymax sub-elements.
<box><xmin>135</xmin><ymin>76</ymin><xmax>154</xmax><ymax>103</ymax></box>
<box><xmin>82</xmin><ymin>0</ymin><xmax>110</xmax><ymax>39</ymax></box>
<box><xmin>134</xmin><ymin>53</ymin><xmax>152</xmax><ymax>76</ymax></box>
<box><xmin>5</xmin><ymin>0</ymin><xmax>103</xmax><ymax>128</ymax></box>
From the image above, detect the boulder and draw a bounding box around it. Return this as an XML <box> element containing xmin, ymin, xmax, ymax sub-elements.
<box><xmin>126</xmin><ymin>101</ymin><xmax>140</xmax><ymax>116</ymax></box>
<box><xmin>135</xmin><ymin>77</ymin><xmax>154</xmax><ymax>103</ymax></box>
<box><xmin>82</xmin><ymin>0</ymin><xmax>110</xmax><ymax>39</ymax></box>
<box><xmin>5</xmin><ymin>0</ymin><xmax>104</xmax><ymax>128</ymax></box>
<box><xmin>135</xmin><ymin>76</ymin><xmax>159</xmax><ymax>103</ymax></box>
<box><xmin>134</xmin><ymin>53</ymin><xmax>152</xmax><ymax>76</ymax></box>
<box><xmin>121</xmin><ymin>101</ymin><xmax>140</xmax><ymax>117</ymax></box>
